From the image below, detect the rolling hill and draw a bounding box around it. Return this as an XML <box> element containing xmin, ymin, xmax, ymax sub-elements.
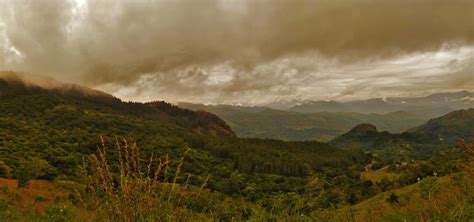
<box><xmin>329</xmin><ymin>123</ymin><xmax>437</xmax><ymax>150</ymax></box>
<box><xmin>330</xmin><ymin>108</ymin><xmax>474</xmax><ymax>159</ymax></box>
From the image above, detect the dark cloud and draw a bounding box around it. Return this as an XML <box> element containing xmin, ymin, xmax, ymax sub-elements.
<box><xmin>1</xmin><ymin>0</ymin><xmax>473</xmax><ymax>104</ymax></box>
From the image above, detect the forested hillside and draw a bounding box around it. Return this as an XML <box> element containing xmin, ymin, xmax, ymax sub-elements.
<box><xmin>408</xmin><ymin>108</ymin><xmax>474</xmax><ymax>143</ymax></box>
<box><xmin>0</xmin><ymin>74</ymin><xmax>369</xmax><ymax>204</ymax></box>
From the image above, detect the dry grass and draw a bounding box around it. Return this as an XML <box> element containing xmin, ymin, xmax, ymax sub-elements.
<box><xmin>360</xmin><ymin>169</ymin><xmax>399</xmax><ymax>183</ymax></box>
<box><xmin>348</xmin><ymin>137</ymin><xmax>474</xmax><ymax>222</ymax></box>
<box><xmin>0</xmin><ymin>178</ymin><xmax>67</xmax><ymax>213</ymax></box>
<box><xmin>351</xmin><ymin>175</ymin><xmax>469</xmax><ymax>221</ymax></box>
<box><xmin>457</xmin><ymin>135</ymin><xmax>474</xmax><ymax>178</ymax></box>
<box><xmin>82</xmin><ymin>136</ymin><xmax>208</xmax><ymax>221</ymax></box>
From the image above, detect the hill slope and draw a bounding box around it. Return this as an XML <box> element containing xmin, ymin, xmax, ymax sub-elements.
<box><xmin>408</xmin><ymin>108</ymin><xmax>474</xmax><ymax>143</ymax></box>
<box><xmin>0</xmin><ymin>73</ymin><xmax>236</xmax><ymax>138</ymax></box>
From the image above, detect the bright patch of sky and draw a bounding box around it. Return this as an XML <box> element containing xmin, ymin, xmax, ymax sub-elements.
<box><xmin>66</xmin><ymin>0</ymin><xmax>88</xmax><ymax>37</ymax></box>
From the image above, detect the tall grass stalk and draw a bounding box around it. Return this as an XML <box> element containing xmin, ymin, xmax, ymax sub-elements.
<box><xmin>83</xmin><ymin>136</ymin><xmax>205</xmax><ymax>221</ymax></box>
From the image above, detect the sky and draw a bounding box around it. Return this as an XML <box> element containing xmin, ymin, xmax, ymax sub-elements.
<box><xmin>0</xmin><ymin>0</ymin><xmax>473</xmax><ymax>105</ymax></box>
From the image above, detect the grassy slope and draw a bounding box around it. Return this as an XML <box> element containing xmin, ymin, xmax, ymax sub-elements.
<box><xmin>360</xmin><ymin>167</ymin><xmax>400</xmax><ymax>183</ymax></box>
<box><xmin>351</xmin><ymin>174</ymin><xmax>473</xmax><ymax>221</ymax></box>
<box><xmin>0</xmin><ymin>178</ymin><xmax>68</xmax><ymax>212</ymax></box>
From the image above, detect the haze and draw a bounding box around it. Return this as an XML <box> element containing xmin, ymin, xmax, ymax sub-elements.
<box><xmin>1</xmin><ymin>0</ymin><xmax>473</xmax><ymax>105</ymax></box>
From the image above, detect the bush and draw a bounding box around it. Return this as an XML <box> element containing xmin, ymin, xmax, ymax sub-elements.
<box><xmin>42</xmin><ymin>205</ymin><xmax>70</xmax><ymax>222</ymax></box>
<box><xmin>371</xmin><ymin>162</ymin><xmax>383</xmax><ymax>170</ymax></box>
<box><xmin>15</xmin><ymin>157</ymin><xmax>56</xmax><ymax>188</ymax></box>
<box><xmin>387</xmin><ymin>193</ymin><xmax>399</xmax><ymax>205</ymax></box>
<box><xmin>0</xmin><ymin>161</ymin><xmax>11</xmax><ymax>178</ymax></box>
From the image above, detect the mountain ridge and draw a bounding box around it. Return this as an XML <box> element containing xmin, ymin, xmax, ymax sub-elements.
<box><xmin>179</xmin><ymin>102</ymin><xmax>430</xmax><ymax>141</ymax></box>
<box><xmin>408</xmin><ymin>108</ymin><xmax>474</xmax><ymax>143</ymax></box>
<box><xmin>287</xmin><ymin>91</ymin><xmax>474</xmax><ymax>116</ymax></box>
<box><xmin>0</xmin><ymin>72</ymin><xmax>236</xmax><ymax>138</ymax></box>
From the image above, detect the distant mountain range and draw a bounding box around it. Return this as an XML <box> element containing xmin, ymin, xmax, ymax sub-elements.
<box><xmin>179</xmin><ymin>103</ymin><xmax>430</xmax><ymax>141</ymax></box>
<box><xmin>180</xmin><ymin>91</ymin><xmax>474</xmax><ymax>141</ymax></box>
<box><xmin>285</xmin><ymin>91</ymin><xmax>474</xmax><ymax>117</ymax></box>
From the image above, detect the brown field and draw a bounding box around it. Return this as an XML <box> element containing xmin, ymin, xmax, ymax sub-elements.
<box><xmin>0</xmin><ymin>178</ymin><xmax>68</xmax><ymax>213</ymax></box>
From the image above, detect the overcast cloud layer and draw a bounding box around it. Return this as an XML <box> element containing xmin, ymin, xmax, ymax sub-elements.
<box><xmin>1</xmin><ymin>0</ymin><xmax>473</xmax><ymax>104</ymax></box>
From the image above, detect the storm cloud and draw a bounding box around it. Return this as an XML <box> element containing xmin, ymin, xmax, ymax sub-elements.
<box><xmin>1</xmin><ymin>0</ymin><xmax>473</xmax><ymax>104</ymax></box>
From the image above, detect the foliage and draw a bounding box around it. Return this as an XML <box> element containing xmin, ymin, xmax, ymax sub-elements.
<box><xmin>0</xmin><ymin>161</ymin><xmax>11</xmax><ymax>178</ymax></box>
<box><xmin>42</xmin><ymin>205</ymin><xmax>71</xmax><ymax>222</ymax></box>
<box><xmin>387</xmin><ymin>192</ymin><xmax>399</xmax><ymax>205</ymax></box>
<box><xmin>15</xmin><ymin>157</ymin><xmax>56</xmax><ymax>187</ymax></box>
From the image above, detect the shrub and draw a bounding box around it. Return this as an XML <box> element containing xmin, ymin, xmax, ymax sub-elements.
<box><xmin>15</xmin><ymin>157</ymin><xmax>56</xmax><ymax>188</ymax></box>
<box><xmin>42</xmin><ymin>205</ymin><xmax>70</xmax><ymax>222</ymax></box>
<box><xmin>0</xmin><ymin>161</ymin><xmax>11</xmax><ymax>178</ymax></box>
<box><xmin>387</xmin><ymin>193</ymin><xmax>399</xmax><ymax>205</ymax></box>
<box><xmin>418</xmin><ymin>176</ymin><xmax>438</xmax><ymax>199</ymax></box>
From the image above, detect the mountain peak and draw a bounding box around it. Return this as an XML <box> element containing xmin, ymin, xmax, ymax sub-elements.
<box><xmin>329</xmin><ymin>123</ymin><xmax>380</xmax><ymax>148</ymax></box>
<box><xmin>348</xmin><ymin>123</ymin><xmax>378</xmax><ymax>135</ymax></box>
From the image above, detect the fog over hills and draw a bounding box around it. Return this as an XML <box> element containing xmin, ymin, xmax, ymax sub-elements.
<box><xmin>285</xmin><ymin>91</ymin><xmax>474</xmax><ymax>116</ymax></box>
